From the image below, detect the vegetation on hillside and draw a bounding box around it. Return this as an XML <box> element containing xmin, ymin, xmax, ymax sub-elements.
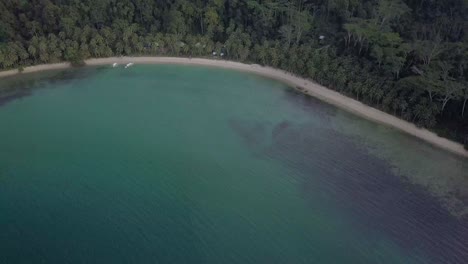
<box><xmin>0</xmin><ymin>0</ymin><xmax>467</xmax><ymax>147</ymax></box>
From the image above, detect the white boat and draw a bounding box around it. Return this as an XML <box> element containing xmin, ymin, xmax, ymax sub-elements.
<box><xmin>125</xmin><ymin>63</ymin><xmax>134</xmax><ymax>69</ymax></box>
<box><xmin>112</xmin><ymin>63</ymin><xmax>118</xmax><ymax>67</ymax></box>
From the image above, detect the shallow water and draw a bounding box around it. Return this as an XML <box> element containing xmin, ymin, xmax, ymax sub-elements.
<box><xmin>0</xmin><ymin>65</ymin><xmax>467</xmax><ymax>263</ymax></box>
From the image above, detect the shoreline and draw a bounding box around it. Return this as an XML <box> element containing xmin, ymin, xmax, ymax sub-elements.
<box><xmin>1</xmin><ymin>56</ymin><xmax>467</xmax><ymax>158</ymax></box>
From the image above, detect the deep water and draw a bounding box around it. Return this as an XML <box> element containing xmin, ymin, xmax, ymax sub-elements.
<box><xmin>0</xmin><ymin>65</ymin><xmax>467</xmax><ymax>263</ymax></box>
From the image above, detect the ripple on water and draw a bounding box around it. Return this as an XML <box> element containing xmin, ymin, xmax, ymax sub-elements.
<box><xmin>230</xmin><ymin>89</ymin><xmax>468</xmax><ymax>263</ymax></box>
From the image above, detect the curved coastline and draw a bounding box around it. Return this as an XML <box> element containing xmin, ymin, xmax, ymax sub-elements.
<box><xmin>1</xmin><ymin>56</ymin><xmax>467</xmax><ymax>158</ymax></box>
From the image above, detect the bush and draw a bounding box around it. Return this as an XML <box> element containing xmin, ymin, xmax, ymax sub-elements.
<box><xmin>18</xmin><ymin>66</ymin><xmax>24</xmax><ymax>73</ymax></box>
<box><xmin>464</xmin><ymin>139</ymin><xmax>468</xmax><ymax>151</ymax></box>
<box><xmin>70</xmin><ymin>58</ymin><xmax>86</xmax><ymax>67</ymax></box>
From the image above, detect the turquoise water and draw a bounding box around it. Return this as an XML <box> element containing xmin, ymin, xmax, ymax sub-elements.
<box><xmin>0</xmin><ymin>65</ymin><xmax>467</xmax><ymax>263</ymax></box>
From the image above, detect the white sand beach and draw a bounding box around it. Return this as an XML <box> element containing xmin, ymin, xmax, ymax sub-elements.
<box><xmin>1</xmin><ymin>56</ymin><xmax>467</xmax><ymax>158</ymax></box>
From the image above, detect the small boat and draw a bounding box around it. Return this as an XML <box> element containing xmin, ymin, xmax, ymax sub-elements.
<box><xmin>125</xmin><ymin>63</ymin><xmax>134</xmax><ymax>69</ymax></box>
<box><xmin>112</xmin><ymin>63</ymin><xmax>118</xmax><ymax>67</ymax></box>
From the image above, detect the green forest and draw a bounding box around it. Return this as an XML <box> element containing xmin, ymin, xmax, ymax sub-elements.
<box><xmin>0</xmin><ymin>0</ymin><xmax>467</xmax><ymax>148</ymax></box>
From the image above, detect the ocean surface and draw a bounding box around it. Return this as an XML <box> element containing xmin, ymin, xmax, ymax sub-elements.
<box><xmin>0</xmin><ymin>65</ymin><xmax>467</xmax><ymax>263</ymax></box>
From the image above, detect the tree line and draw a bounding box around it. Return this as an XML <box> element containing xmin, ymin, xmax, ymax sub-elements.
<box><xmin>0</xmin><ymin>0</ymin><xmax>467</xmax><ymax>148</ymax></box>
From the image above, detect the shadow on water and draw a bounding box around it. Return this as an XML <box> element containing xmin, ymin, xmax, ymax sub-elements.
<box><xmin>230</xmin><ymin>89</ymin><xmax>468</xmax><ymax>263</ymax></box>
<box><xmin>0</xmin><ymin>67</ymin><xmax>105</xmax><ymax>107</ymax></box>
<box><xmin>229</xmin><ymin>119</ymin><xmax>269</xmax><ymax>153</ymax></box>
<box><xmin>282</xmin><ymin>88</ymin><xmax>337</xmax><ymax>120</ymax></box>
